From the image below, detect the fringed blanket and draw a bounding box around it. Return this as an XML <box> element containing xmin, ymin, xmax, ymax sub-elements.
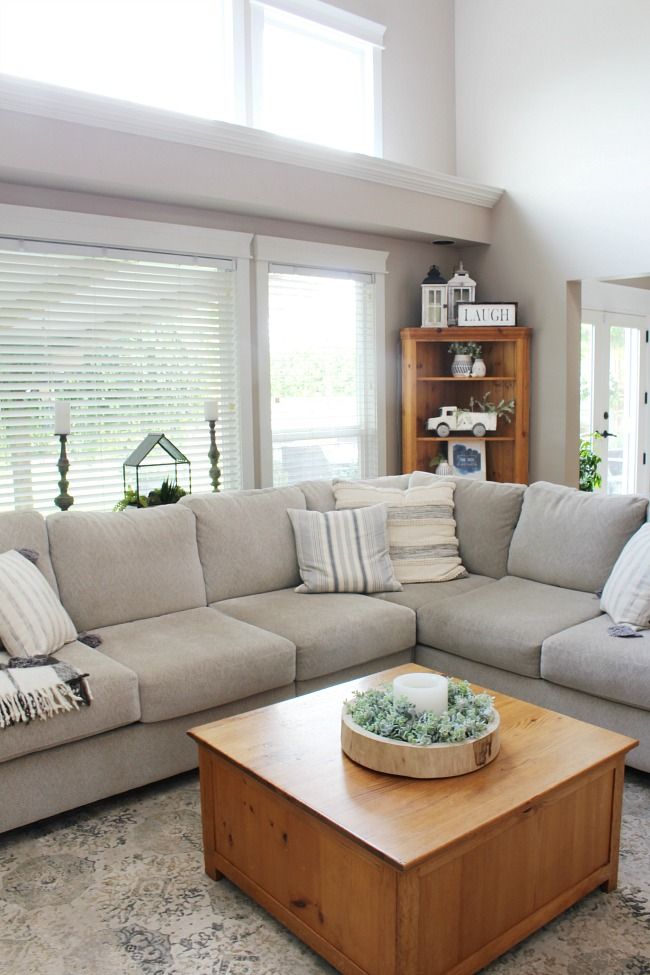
<box><xmin>0</xmin><ymin>656</ymin><xmax>93</xmax><ymax>729</ymax></box>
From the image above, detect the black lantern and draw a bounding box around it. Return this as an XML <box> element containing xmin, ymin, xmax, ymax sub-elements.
<box><xmin>122</xmin><ymin>433</ymin><xmax>192</xmax><ymax>506</ymax></box>
<box><xmin>421</xmin><ymin>265</ymin><xmax>448</xmax><ymax>327</ymax></box>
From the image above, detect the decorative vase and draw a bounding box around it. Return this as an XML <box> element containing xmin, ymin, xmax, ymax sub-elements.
<box><xmin>471</xmin><ymin>358</ymin><xmax>487</xmax><ymax>377</ymax></box>
<box><xmin>451</xmin><ymin>354</ymin><xmax>472</xmax><ymax>377</ymax></box>
<box><xmin>435</xmin><ymin>460</ymin><xmax>454</xmax><ymax>476</ymax></box>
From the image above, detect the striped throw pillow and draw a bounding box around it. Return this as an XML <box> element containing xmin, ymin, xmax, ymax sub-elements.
<box><xmin>601</xmin><ymin>524</ymin><xmax>650</xmax><ymax>629</ymax></box>
<box><xmin>0</xmin><ymin>550</ymin><xmax>77</xmax><ymax>657</ymax></box>
<box><xmin>333</xmin><ymin>480</ymin><xmax>466</xmax><ymax>584</ymax></box>
<box><xmin>287</xmin><ymin>505</ymin><xmax>402</xmax><ymax>594</ymax></box>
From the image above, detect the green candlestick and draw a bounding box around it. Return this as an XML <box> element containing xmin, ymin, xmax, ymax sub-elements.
<box><xmin>54</xmin><ymin>434</ymin><xmax>74</xmax><ymax>511</ymax></box>
<box><xmin>208</xmin><ymin>419</ymin><xmax>221</xmax><ymax>492</ymax></box>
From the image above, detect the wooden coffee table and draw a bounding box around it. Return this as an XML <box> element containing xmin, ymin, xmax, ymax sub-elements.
<box><xmin>189</xmin><ymin>665</ymin><xmax>637</xmax><ymax>975</ymax></box>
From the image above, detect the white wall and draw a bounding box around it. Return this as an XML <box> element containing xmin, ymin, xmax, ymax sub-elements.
<box><xmin>454</xmin><ymin>0</ymin><xmax>650</xmax><ymax>484</ymax></box>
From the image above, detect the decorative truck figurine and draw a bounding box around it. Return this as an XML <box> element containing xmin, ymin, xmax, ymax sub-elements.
<box><xmin>427</xmin><ymin>405</ymin><xmax>497</xmax><ymax>438</ymax></box>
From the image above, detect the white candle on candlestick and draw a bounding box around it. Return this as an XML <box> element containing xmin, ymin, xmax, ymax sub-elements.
<box><xmin>393</xmin><ymin>672</ymin><xmax>448</xmax><ymax>716</ymax></box>
<box><xmin>204</xmin><ymin>399</ymin><xmax>219</xmax><ymax>422</ymax></box>
<box><xmin>54</xmin><ymin>401</ymin><xmax>71</xmax><ymax>435</ymax></box>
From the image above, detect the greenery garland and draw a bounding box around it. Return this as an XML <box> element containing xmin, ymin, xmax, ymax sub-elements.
<box><xmin>345</xmin><ymin>680</ymin><xmax>494</xmax><ymax>746</ymax></box>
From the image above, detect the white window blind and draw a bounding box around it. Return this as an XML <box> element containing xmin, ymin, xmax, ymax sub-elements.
<box><xmin>0</xmin><ymin>243</ymin><xmax>242</xmax><ymax>512</ymax></box>
<box><xmin>267</xmin><ymin>264</ymin><xmax>378</xmax><ymax>485</ymax></box>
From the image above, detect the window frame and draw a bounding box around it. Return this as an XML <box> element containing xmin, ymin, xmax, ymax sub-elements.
<box><xmin>254</xmin><ymin>234</ymin><xmax>387</xmax><ymax>487</ymax></box>
<box><xmin>0</xmin><ymin>204</ymin><xmax>256</xmax><ymax>493</ymax></box>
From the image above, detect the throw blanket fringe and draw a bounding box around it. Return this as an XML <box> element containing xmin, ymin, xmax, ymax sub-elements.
<box><xmin>0</xmin><ymin>659</ymin><xmax>92</xmax><ymax>730</ymax></box>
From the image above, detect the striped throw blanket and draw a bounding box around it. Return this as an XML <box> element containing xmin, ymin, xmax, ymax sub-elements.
<box><xmin>0</xmin><ymin>656</ymin><xmax>92</xmax><ymax>729</ymax></box>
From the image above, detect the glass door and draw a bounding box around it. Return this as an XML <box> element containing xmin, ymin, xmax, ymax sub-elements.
<box><xmin>580</xmin><ymin>310</ymin><xmax>647</xmax><ymax>494</ymax></box>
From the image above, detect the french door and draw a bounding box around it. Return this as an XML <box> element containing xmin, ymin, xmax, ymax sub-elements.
<box><xmin>580</xmin><ymin>310</ymin><xmax>648</xmax><ymax>494</ymax></box>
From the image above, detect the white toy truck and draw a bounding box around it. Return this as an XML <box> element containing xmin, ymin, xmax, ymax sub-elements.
<box><xmin>427</xmin><ymin>405</ymin><xmax>497</xmax><ymax>437</ymax></box>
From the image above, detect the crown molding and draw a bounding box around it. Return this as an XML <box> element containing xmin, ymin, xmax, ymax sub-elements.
<box><xmin>0</xmin><ymin>75</ymin><xmax>504</xmax><ymax>209</ymax></box>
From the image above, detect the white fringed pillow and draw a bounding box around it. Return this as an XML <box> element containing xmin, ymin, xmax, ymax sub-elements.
<box><xmin>601</xmin><ymin>524</ymin><xmax>650</xmax><ymax>629</ymax></box>
<box><xmin>333</xmin><ymin>480</ymin><xmax>466</xmax><ymax>584</ymax></box>
<box><xmin>0</xmin><ymin>550</ymin><xmax>77</xmax><ymax>657</ymax></box>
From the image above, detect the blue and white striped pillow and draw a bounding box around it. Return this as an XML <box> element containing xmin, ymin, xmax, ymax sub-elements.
<box><xmin>601</xmin><ymin>524</ymin><xmax>650</xmax><ymax>629</ymax></box>
<box><xmin>287</xmin><ymin>505</ymin><xmax>402</xmax><ymax>594</ymax></box>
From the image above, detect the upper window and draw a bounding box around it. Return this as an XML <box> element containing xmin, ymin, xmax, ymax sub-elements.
<box><xmin>0</xmin><ymin>0</ymin><xmax>383</xmax><ymax>156</ymax></box>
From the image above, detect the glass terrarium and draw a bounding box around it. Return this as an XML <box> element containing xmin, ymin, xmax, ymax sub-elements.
<box><xmin>122</xmin><ymin>434</ymin><xmax>192</xmax><ymax>507</ymax></box>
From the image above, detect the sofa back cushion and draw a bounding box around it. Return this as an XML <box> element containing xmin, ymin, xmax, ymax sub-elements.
<box><xmin>409</xmin><ymin>471</ymin><xmax>525</xmax><ymax>578</ymax></box>
<box><xmin>507</xmin><ymin>480</ymin><xmax>648</xmax><ymax>592</ymax></box>
<box><xmin>181</xmin><ymin>486</ymin><xmax>306</xmax><ymax>601</ymax></box>
<box><xmin>47</xmin><ymin>505</ymin><xmax>207</xmax><ymax>631</ymax></box>
<box><xmin>0</xmin><ymin>509</ymin><xmax>59</xmax><ymax>593</ymax></box>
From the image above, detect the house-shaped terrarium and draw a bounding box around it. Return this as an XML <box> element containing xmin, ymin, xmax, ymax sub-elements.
<box><xmin>122</xmin><ymin>433</ymin><xmax>192</xmax><ymax>507</ymax></box>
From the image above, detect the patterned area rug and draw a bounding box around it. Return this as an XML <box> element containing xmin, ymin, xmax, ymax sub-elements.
<box><xmin>1</xmin><ymin>769</ymin><xmax>648</xmax><ymax>975</ymax></box>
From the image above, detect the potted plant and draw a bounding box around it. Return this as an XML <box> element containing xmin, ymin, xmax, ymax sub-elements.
<box><xmin>579</xmin><ymin>433</ymin><xmax>603</xmax><ymax>491</ymax></box>
<box><xmin>448</xmin><ymin>342</ymin><xmax>482</xmax><ymax>377</ymax></box>
<box><xmin>429</xmin><ymin>451</ymin><xmax>453</xmax><ymax>475</ymax></box>
<box><xmin>468</xmin><ymin>392</ymin><xmax>515</xmax><ymax>423</ymax></box>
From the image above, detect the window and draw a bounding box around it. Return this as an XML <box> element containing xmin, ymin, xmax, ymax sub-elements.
<box><xmin>0</xmin><ymin>0</ymin><xmax>384</xmax><ymax>156</ymax></box>
<box><xmin>0</xmin><ymin>214</ymin><xmax>252</xmax><ymax>512</ymax></box>
<box><xmin>255</xmin><ymin>237</ymin><xmax>387</xmax><ymax>486</ymax></box>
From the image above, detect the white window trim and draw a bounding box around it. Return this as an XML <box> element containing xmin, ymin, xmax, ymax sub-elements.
<box><xmin>250</xmin><ymin>0</ymin><xmax>385</xmax><ymax>46</ymax></box>
<box><xmin>0</xmin><ymin>204</ymin><xmax>256</xmax><ymax>489</ymax></box>
<box><xmin>254</xmin><ymin>235</ymin><xmax>387</xmax><ymax>486</ymax></box>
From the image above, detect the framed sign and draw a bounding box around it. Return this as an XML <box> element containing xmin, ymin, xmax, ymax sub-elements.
<box><xmin>456</xmin><ymin>302</ymin><xmax>518</xmax><ymax>327</ymax></box>
<box><xmin>449</xmin><ymin>439</ymin><xmax>486</xmax><ymax>480</ymax></box>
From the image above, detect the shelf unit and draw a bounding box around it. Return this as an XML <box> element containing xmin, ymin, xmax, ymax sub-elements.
<box><xmin>401</xmin><ymin>326</ymin><xmax>531</xmax><ymax>483</ymax></box>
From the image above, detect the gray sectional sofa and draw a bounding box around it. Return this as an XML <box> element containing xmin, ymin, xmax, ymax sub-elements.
<box><xmin>1</xmin><ymin>474</ymin><xmax>648</xmax><ymax>834</ymax></box>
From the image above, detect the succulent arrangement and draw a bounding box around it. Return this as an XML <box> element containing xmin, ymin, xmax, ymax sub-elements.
<box><xmin>345</xmin><ymin>679</ymin><xmax>494</xmax><ymax>745</ymax></box>
<box><xmin>114</xmin><ymin>477</ymin><xmax>187</xmax><ymax>511</ymax></box>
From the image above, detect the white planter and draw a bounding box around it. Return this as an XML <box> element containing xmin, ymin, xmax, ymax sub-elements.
<box><xmin>451</xmin><ymin>354</ymin><xmax>472</xmax><ymax>377</ymax></box>
<box><xmin>471</xmin><ymin>357</ymin><xmax>487</xmax><ymax>377</ymax></box>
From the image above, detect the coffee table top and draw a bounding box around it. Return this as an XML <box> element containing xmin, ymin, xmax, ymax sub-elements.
<box><xmin>189</xmin><ymin>664</ymin><xmax>637</xmax><ymax>870</ymax></box>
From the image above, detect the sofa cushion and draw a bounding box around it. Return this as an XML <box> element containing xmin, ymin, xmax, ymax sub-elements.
<box><xmin>0</xmin><ymin>642</ymin><xmax>140</xmax><ymax>764</ymax></box>
<box><xmin>288</xmin><ymin>505</ymin><xmax>402</xmax><ymax>593</ymax></box>
<box><xmin>95</xmin><ymin>607</ymin><xmax>296</xmax><ymax>722</ymax></box>
<box><xmin>333</xmin><ymin>480</ymin><xmax>466</xmax><ymax>584</ymax></box>
<box><xmin>47</xmin><ymin>506</ymin><xmax>206</xmax><ymax>632</ymax></box>
<box><xmin>0</xmin><ymin>509</ymin><xmax>59</xmax><ymax>593</ymax></box>
<box><xmin>409</xmin><ymin>471</ymin><xmax>525</xmax><ymax>578</ymax></box>
<box><xmin>541</xmin><ymin>614</ymin><xmax>650</xmax><ymax>711</ymax></box>
<box><xmin>372</xmin><ymin>574</ymin><xmax>496</xmax><ymax>611</ymax></box>
<box><xmin>181</xmin><ymin>486</ymin><xmax>306</xmax><ymax>601</ymax></box>
<box><xmin>0</xmin><ymin>550</ymin><xmax>77</xmax><ymax>657</ymax></box>
<box><xmin>214</xmin><ymin>588</ymin><xmax>416</xmax><ymax>681</ymax></box>
<box><xmin>298</xmin><ymin>474</ymin><xmax>412</xmax><ymax>513</ymax></box>
<box><xmin>416</xmin><ymin>576</ymin><xmax>602</xmax><ymax>678</ymax></box>
<box><xmin>507</xmin><ymin>480</ymin><xmax>648</xmax><ymax>592</ymax></box>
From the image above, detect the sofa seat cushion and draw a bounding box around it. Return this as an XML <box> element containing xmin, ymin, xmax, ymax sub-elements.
<box><xmin>541</xmin><ymin>615</ymin><xmax>650</xmax><ymax>711</ymax></box>
<box><xmin>372</xmin><ymin>574</ymin><xmax>496</xmax><ymax>611</ymax></box>
<box><xmin>416</xmin><ymin>576</ymin><xmax>602</xmax><ymax>678</ymax></box>
<box><xmin>95</xmin><ymin>607</ymin><xmax>296</xmax><ymax>723</ymax></box>
<box><xmin>214</xmin><ymin>589</ymin><xmax>416</xmax><ymax>682</ymax></box>
<box><xmin>0</xmin><ymin>643</ymin><xmax>140</xmax><ymax>764</ymax></box>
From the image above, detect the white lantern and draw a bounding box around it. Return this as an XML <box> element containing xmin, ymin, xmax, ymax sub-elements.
<box><xmin>421</xmin><ymin>265</ymin><xmax>448</xmax><ymax>327</ymax></box>
<box><xmin>447</xmin><ymin>262</ymin><xmax>476</xmax><ymax>325</ymax></box>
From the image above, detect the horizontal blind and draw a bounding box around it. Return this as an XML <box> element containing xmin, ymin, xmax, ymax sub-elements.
<box><xmin>0</xmin><ymin>246</ymin><xmax>242</xmax><ymax>512</ymax></box>
<box><xmin>268</xmin><ymin>266</ymin><xmax>377</xmax><ymax>485</ymax></box>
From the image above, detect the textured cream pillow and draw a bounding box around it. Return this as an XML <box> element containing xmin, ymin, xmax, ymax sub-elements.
<box><xmin>333</xmin><ymin>480</ymin><xmax>466</xmax><ymax>584</ymax></box>
<box><xmin>0</xmin><ymin>550</ymin><xmax>77</xmax><ymax>657</ymax></box>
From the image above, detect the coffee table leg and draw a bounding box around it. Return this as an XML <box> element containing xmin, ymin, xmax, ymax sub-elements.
<box><xmin>601</xmin><ymin>760</ymin><xmax>625</xmax><ymax>893</ymax></box>
<box><xmin>199</xmin><ymin>749</ymin><xmax>223</xmax><ymax>882</ymax></box>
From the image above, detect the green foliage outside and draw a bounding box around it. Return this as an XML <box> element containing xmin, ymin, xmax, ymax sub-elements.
<box><xmin>579</xmin><ymin>433</ymin><xmax>603</xmax><ymax>492</ymax></box>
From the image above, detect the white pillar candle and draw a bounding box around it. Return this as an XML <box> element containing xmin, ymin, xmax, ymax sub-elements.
<box><xmin>204</xmin><ymin>399</ymin><xmax>219</xmax><ymax>421</ymax></box>
<box><xmin>393</xmin><ymin>672</ymin><xmax>449</xmax><ymax>716</ymax></box>
<box><xmin>54</xmin><ymin>401</ymin><xmax>71</xmax><ymax>435</ymax></box>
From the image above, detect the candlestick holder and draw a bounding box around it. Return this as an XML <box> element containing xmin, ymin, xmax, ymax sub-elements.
<box><xmin>54</xmin><ymin>434</ymin><xmax>74</xmax><ymax>511</ymax></box>
<box><xmin>207</xmin><ymin>419</ymin><xmax>221</xmax><ymax>492</ymax></box>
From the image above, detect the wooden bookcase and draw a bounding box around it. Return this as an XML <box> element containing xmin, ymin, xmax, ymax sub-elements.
<box><xmin>401</xmin><ymin>326</ymin><xmax>531</xmax><ymax>483</ymax></box>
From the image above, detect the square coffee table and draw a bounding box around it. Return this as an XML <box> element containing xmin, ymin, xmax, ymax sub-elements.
<box><xmin>189</xmin><ymin>664</ymin><xmax>637</xmax><ymax>975</ymax></box>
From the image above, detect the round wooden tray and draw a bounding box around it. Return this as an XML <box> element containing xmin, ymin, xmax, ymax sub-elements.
<box><xmin>340</xmin><ymin>707</ymin><xmax>500</xmax><ymax>779</ymax></box>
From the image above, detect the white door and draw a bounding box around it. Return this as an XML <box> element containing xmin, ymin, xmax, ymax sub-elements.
<box><xmin>580</xmin><ymin>310</ymin><xmax>648</xmax><ymax>494</ymax></box>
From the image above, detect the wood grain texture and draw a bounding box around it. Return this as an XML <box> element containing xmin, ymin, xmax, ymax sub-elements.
<box><xmin>190</xmin><ymin>665</ymin><xmax>637</xmax><ymax>975</ymax></box>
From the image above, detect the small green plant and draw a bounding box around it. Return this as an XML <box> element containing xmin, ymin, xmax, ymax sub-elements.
<box><xmin>345</xmin><ymin>680</ymin><xmax>494</xmax><ymax>745</ymax></box>
<box><xmin>579</xmin><ymin>433</ymin><xmax>603</xmax><ymax>492</ymax></box>
<box><xmin>114</xmin><ymin>486</ymin><xmax>148</xmax><ymax>511</ymax></box>
<box><xmin>467</xmin><ymin>392</ymin><xmax>516</xmax><ymax>423</ymax></box>
<box><xmin>147</xmin><ymin>477</ymin><xmax>187</xmax><ymax>506</ymax></box>
<box><xmin>448</xmin><ymin>341</ymin><xmax>482</xmax><ymax>358</ymax></box>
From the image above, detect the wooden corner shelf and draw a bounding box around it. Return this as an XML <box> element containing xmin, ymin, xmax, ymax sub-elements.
<box><xmin>401</xmin><ymin>326</ymin><xmax>531</xmax><ymax>484</ymax></box>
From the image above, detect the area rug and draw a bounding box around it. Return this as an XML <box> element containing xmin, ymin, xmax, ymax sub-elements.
<box><xmin>0</xmin><ymin>769</ymin><xmax>648</xmax><ymax>975</ymax></box>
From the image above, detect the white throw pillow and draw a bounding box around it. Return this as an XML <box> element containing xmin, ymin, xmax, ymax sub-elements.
<box><xmin>601</xmin><ymin>523</ymin><xmax>650</xmax><ymax>629</ymax></box>
<box><xmin>333</xmin><ymin>480</ymin><xmax>466</xmax><ymax>584</ymax></box>
<box><xmin>0</xmin><ymin>550</ymin><xmax>77</xmax><ymax>657</ymax></box>
<box><xmin>287</xmin><ymin>505</ymin><xmax>402</xmax><ymax>594</ymax></box>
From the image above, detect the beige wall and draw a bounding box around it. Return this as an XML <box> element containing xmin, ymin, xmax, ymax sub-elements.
<box><xmin>454</xmin><ymin>0</ymin><xmax>650</xmax><ymax>484</ymax></box>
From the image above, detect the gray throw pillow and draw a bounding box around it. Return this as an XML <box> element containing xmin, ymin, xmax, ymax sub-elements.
<box><xmin>287</xmin><ymin>505</ymin><xmax>403</xmax><ymax>594</ymax></box>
